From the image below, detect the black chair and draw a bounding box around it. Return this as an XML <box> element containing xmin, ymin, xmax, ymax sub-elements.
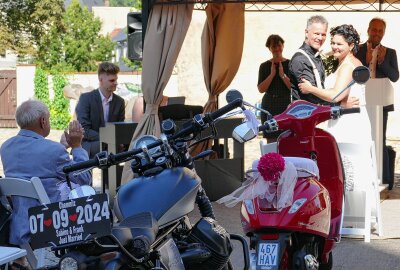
<box><xmin>0</xmin><ymin>177</ymin><xmax>51</xmax><ymax>269</ymax></box>
<box><xmin>167</xmin><ymin>96</ymin><xmax>186</xmax><ymax>105</ymax></box>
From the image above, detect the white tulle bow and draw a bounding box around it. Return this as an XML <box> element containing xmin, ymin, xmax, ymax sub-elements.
<box><xmin>217</xmin><ymin>158</ymin><xmax>298</xmax><ymax>211</ymax></box>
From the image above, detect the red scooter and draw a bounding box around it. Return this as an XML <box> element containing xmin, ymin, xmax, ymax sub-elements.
<box><xmin>225</xmin><ymin>66</ymin><xmax>370</xmax><ymax>270</ymax></box>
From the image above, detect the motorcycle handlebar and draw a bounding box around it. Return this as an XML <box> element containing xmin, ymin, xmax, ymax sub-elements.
<box><xmin>207</xmin><ymin>98</ymin><xmax>243</xmax><ymax>122</ymax></box>
<box><xmin>340</xmin><ymin>107</ymin><xmax>360</xmax><ymax>115</ymax></box>
<box><xmin>257</xmin><ymin>124</ymin><xmax>268</xmax><ymax>133</ymax></box>
<box><xmin>63</xmin><ymin>146</ymin><xmax>147</xmax><ymax>174</ymax></box>
<box><xmin>63</xmin><ymin>158</ymin><xmax>98</xmax><ymax>173</ymax></box>
<box><xmin>63</xmin><ymin>98</ymin><xmax>243</xmax><ymax>174</ymax></box>
<box><xmin>170</xmin><ymin>98</ymin><xmax>243</xmax><ymax>140</ymax></box>
<box><xmin>257</xmin><ymin>105</ymin><xmax>360</xmax><ymax>135</ymax></box>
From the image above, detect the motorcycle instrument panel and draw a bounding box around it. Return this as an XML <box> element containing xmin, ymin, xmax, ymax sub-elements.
<box><xmin>132</xmin><ymin>135</ymin><xmax>161</xmax><ymax>156</ymax></box>
<box><xmin>287</xmin><ymin>104</ymin><xmax>317</xmax><ymax>119</ymax></box>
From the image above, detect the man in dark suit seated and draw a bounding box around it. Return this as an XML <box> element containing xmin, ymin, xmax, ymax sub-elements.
<box><xmin>356</xmin><ymin>17</ymin><xmax>399</xmax><ymax>188</ymax></box>
<box><xmin>76</xmin><ymin>62</ymin><xmax>125</xmax><ymax>158</ymax></box>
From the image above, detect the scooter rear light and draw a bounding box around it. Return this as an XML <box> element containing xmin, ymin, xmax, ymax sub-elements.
<box><xmin>260</xmin><ymin>234</ymin><xmax>279</xmax><ymax>240</ymax></box>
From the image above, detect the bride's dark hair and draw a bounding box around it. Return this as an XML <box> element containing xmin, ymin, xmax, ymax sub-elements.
<box><xmin>330</xmin><ymin>24</ymin><xmax>360</xmax><ymax>54</ymax></box>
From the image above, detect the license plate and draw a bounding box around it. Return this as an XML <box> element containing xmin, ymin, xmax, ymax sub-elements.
<box><xmin>257</xmin><ymin>242</ymin><xmax>279</xmax><ymax>269</ymax></box>
<box><xmin>28</xmin><ymin>194</ymin><xmax>111</xmax><ymax>249</ymax></box>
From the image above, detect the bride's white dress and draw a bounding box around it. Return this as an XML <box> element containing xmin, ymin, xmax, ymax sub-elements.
<box><xmin>324</xmin><ymin>63</ymin><xmax>379</xmax><ymax>228</ymax></box>
<box><xmin>324</xmin><ymin>64</ymin><xmax>376</xmax><ymax>192</ymax></box>
<box><xmin>325</xmin><ymin>72</ymin><xmax>372</xmax><ymax>144</ymax></box>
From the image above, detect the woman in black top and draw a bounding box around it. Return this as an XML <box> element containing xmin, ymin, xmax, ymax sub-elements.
<box><xmin>258</xmin><ymin>34</ymin><xmax>291</xmax><ymax>142</ymax></box>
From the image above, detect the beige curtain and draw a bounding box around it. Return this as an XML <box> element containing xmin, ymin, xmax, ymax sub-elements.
<box><xmin>121</xmin><ymin>3</ymin><xmax>194</xmax><ymax>184</ymax></box>
<box><xmin>191</xmin><ymin>3</ymin><xmax>245</xmax><ymax>156</ymax></box>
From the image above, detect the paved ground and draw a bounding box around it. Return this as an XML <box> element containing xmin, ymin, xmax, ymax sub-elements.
<box><xmin>1</xmin><ymin>128</ymin><xmax>400</xmax><ymax>269</ymax></box>
<box><xmin>191</xmin><ymin>200</ymin><xmax>400</xmax><ymax>270</ymax></box>
<box><xmin>188</xmin><ymin>173</ymin><xmax>400</xmax><ymax>270</ymax></box>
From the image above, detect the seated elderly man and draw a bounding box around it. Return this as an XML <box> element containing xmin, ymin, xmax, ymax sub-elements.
<box><xmin>0</xmin><ymin>100</ymin><xmax>92</xmax><ymax>250</ymax></box>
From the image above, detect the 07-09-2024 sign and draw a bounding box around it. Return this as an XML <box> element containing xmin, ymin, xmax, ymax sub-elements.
<box><xmin>28</xmin><ymin>193</ymin><xmax>111</xmax><ymax>249</ymax></box>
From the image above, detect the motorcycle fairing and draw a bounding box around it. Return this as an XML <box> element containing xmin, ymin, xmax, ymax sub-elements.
<box><xmin>278</xmin><ymin>128</ymin><xmax>345</xmax><ymax>240</ymax></box>
<box><xmin>241</xmin><ymin>177</ymin><xmax>331</xmax><ymax>238</ymax></box>
<box><xmin>114</xmin><ymin>167</ymin><xmax>201</xmax><ymax>227</ymax></box>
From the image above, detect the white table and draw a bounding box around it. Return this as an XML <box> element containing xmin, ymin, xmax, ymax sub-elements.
<box><xmin>0</xmin><ymin>246</ymin><xmax>27</xmax><ymax>266</ymax></box>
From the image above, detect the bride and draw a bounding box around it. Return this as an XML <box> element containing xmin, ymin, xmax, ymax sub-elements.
<box><xmin>298</xmin><ymin>24</ymin><xmax>372</xmax><ymax>144</ymax></box>
<box><xmin>299</xmin><ymin>24</ymin><xmax>377</xmax><ymax>218</ymax></box>
<box><xmin>299</xmin><ymin>25</ymin><xmax>378</xmax><ymax>231</ymax></box>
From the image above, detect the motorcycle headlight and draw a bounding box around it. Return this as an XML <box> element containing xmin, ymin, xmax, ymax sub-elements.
<box><xmin>59</xmin><ymin>257</ymin><xmax>79</xmax><ymax>270</ymax></box>
<box><xmin>130</xmin><ymin>235</ymin><xmax>151</xmax><ymax>257</ymax></box>
<box><xmin>59</xmin><ymin>252</ymin><xmax>86</xmax><ymax>270</ymax></box>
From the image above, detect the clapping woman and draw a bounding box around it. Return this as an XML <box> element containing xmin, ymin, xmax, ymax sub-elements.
<box><xmin>257</xmin><ymin>35</ymin><xmax>291</xmax><ymax>143</ymax></box>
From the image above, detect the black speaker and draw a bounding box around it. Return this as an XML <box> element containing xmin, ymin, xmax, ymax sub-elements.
<box><xmin>127</xmin><ymin>12</ymin><xmax>142</xmax><ymax>61</ymax></box>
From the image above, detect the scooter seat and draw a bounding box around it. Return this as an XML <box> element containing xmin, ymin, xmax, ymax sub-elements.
<box><xmin>284</xmin><ymin>157</ymin><xmax>319</xmax><ymax>179</ymax></box>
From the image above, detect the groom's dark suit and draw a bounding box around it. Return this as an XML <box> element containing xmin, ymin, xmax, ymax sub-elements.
<box><xmin>76</xmin><ymin>89</ymin><xmax>125</xmax><ymax>158</ymax></box>
<box><xmin>356</xmin><ymin>43</ymin><xmax>399</xmax><ymax>183</ymax></box>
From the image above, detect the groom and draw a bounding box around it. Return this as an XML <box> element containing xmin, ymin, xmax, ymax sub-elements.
<box><xmin>356</xmin><ymin>17</ymin><xmax>399</xmax><ymax>188</ymax></box>
<box><xmin>289</xmin><ymin>15</ymin><xmax>329</xmax><ymax>105</ymax></box>
<box><xmin>289</xmin><ymin>15</ymin><xmax>359</xmax><ymax>107</ymax></box>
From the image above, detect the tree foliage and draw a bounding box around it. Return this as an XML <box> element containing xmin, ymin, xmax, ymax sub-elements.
<box><xmin>109</xmin><ymin>0</ymin><xmax>142</xmax><ymax>9</ymax></box>
<box><xmin>0</xmin><ymin>24</ymin><xmax>13</xmax><ymax>55</ymax></box>
<box><xmin>0</xmin><ymin>0</ymin><xmax>64</xmax><ymax>56</ymax></box>
<box><xmin>0</xmin><ymin>0</ymin><xmax>114</xmax><ymax>71</ymax></box>
<box><xmin>37</xmin><ymin>0</ymin><xmax>115</xmax><ymax>72</ymax></box>
<box><xmin>123</xmin><ymin>57</ymin><xmax>142</xmax><ymax>71</ymax></box>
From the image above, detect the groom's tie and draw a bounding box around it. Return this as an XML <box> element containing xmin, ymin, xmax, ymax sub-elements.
<box><xmin>369</xmin><ymin>45</ymin><xmax>380</xmax><ymax>79</ymax></box>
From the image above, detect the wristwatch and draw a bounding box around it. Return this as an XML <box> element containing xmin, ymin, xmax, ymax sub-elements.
<box><xmin>281</xmin><ymin>74</ymin><xmax>287</xmax><ymax>79</ymax></box>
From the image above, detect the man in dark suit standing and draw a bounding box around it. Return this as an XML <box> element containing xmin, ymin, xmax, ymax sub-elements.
<box><xmin>356</xmin><ymin>17</ymin><xmax>399</xmax><ymax>188</ymax></box>
<box><xmin>76</xmin><ymin>62</ymin><xmax>125</xmax><ymax>158</ymax></box>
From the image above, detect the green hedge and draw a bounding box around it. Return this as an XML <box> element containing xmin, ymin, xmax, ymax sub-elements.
<box><xmin>34</xmin><ymin>68</ymin><xmax>50</xmax><ymax>107</ymax></box>
<box><xmin>50</xmin><ymin>74</ymin><xmax>71</xmax><ymax>129</ymax></box>
<box><xmin>34</xmin><ymin>68</ymin><xmax>71</xmax><ymax>130</ymax></box>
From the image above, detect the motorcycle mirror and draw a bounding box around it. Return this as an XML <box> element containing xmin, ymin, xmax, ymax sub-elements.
<box><xmin>352</xmin><ymin>65</ymin><xmax>370</xmax><ymax>84</ymax></box>
<box><xmin>226</xmin><ymin>89</ymin><xmax>243</xmax><ymax>103</ymax></box>
<box><xmin>332</xmin><ymin>66</ymin><xmax>370</xmax><ymax>102</ymax></box>
<box><xmin>232</xmin><ymin>122</ymin><xmax>257</xmax><ymax>143</ymax></box>
<box><xmin>226</xmin><ymin>89</ymin><xmax>273</xmax><ymax>120</ymax></box>
<box><xmin>68</xmin><ymin>185</ymin><xmax>96</xmax><ymax>199</ymax></box>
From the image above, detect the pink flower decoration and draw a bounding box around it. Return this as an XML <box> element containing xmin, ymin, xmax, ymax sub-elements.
<box><xmin>257</xmin><ymin>152</ymin><xmax>285</xmax><ymax>182</ymax></box>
